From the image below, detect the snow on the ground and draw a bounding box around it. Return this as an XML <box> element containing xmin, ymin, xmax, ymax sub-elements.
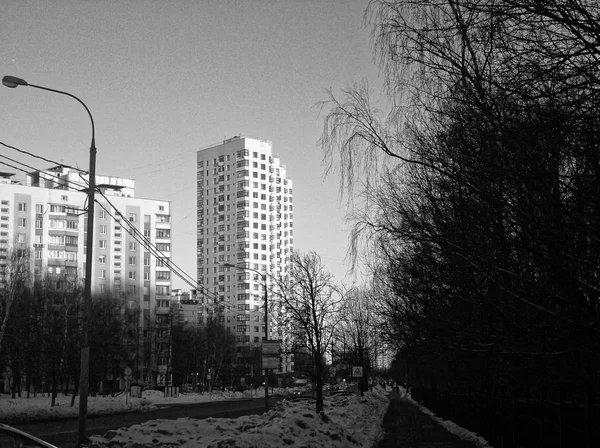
<box><xmin>87</xmin><ymin>390</ymin><xmax>389</xmax><ymax>448</ymax></box>
<box><xmin>0</xmin><ymin>385</ymin><xmax>495</xmax><ymax>448</ymax></box>
<box><xmin>403</xmin><ymin>388</ymin><xmax>494</xmax><ymax>448</ymax></box>
<box><xmin>0</xmin><ymin>388</ymin><xmax>257</xmax><ymax>422</ymax></box>
<box><xmin>0</xmin><ymin>387</ymin><xmax>389</xmax><ymax>447</ymax></box>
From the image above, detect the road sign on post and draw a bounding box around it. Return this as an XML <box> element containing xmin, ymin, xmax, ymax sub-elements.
<box><xmin>262</xmin><ymin>340</ymin><xmax>280</xmax><ymax>355</ymax></box>
<box><xmin>262</xmin><ymin>357</ymin><xmax>280</xmax><ymax>369</ymax></box>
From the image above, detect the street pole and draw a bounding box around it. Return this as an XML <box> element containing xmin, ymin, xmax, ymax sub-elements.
<box><xmin>224</xmin><ymin>263</ymin><xmax>269</xmax><ymax>412</ymax></box>
<box><xmin>2</xmin><ymin>75</ymin><xmax>96</xmax><ymax>446</ymax></box>
<box><xmin>262</xmin><ymin>273</ymin><xmax>268</xmax><ymax>413</ymax></box>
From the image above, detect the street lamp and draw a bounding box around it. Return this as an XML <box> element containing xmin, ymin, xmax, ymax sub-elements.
<box><xmin>3</xmin><ymin>75</ymin><xmax>97</xmax><ymax>445</ymax></box>
<box><xmin>223</xmin><ymin>262</ymin><xmax>269</xmax><ymax>412</ymax></box>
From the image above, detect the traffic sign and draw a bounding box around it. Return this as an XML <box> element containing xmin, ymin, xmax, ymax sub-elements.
<box><xmin>352</xmin><ymin>366</ymin><xmax>363</xmax><ymax>377</ymax></box>
<box><xmin>262</xmin><ymin>340</ymin><xmax>280</xmax><ymax>355</ymax></box>
<box><xmin>262</xmin><ymin>356</ymin><xmax>279</xmax><ymax>369</ymax></box>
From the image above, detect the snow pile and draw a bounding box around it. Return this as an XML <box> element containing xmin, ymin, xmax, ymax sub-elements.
<box><xmin>404</xmin><ymin>388</ymin><xmax>493</xmax><ymax>448</ymax></box>
<box><xmin>87</xmin><ymin>389</ymin><xmax>389</xmax><ymax>448</ymax></box>
<box><xmin>0</xmin><ymin>388</ymin><xmax>261</xmax><ymax>423</ymax></box>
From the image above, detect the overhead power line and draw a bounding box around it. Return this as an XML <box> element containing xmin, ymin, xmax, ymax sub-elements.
<box><xmin>95</xmin><ymin>191</ymin><xmax>234</xmax><ymax>311</ymax></box>
<box><xmin>0</xmin><ymin>141</ymin><xmax>87</xmax><ymax>174</ymax></box>
<box><xmin>0</xmin><ymin>150</ymin><xmax>235</xmax><ymax>313</ymax></box>
<box><xmin>0</xmin><ymin>157</ymin><xmax>91</xmax><ymax>193</ymax></box>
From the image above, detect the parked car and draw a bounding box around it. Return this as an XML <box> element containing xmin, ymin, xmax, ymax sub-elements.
<box><xmin>0</xmin><ymin>423</ymin><xmax>59</xmax><ymax>447</ymax></box>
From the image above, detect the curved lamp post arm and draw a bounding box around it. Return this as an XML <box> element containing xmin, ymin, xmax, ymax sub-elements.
<box><xmin>3</xmin><ymin>75</ymin><xmax>95</xmax><ymax>144</ymax></box>
<box><xmin>30</xmin><ymin>83</ymin><xmax>96</xmax><ymax>144</ymax></box>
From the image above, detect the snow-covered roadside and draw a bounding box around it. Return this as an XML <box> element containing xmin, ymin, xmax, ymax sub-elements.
<box><xmin>403</xmin><ymin>388</ymin><xmax>494</xmax><ymax>448</ymax></box>
<box><xmin>0</xmin><ymin>388</ymin><xmax>267</xmax><ymax>423</ymax></box>
<box><xmin>0</xmin><ymin>385</ymin><xmax>492</xmax><ymax>448</ymax></box>
<box><xmin>86</xmin><ymin>389</ymin><xmax>390</xmax><ymax>448</ymax></box>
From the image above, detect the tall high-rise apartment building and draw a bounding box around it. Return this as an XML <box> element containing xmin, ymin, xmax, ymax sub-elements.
<box><xmin>196</xmin><ymin>136</ymin><xmax>294</xmax><ymax>349</ymax></box>
<box><xmin>0</xmin><ymin>166</ymin><xmax>172</xmax><ymax>315</ymax></box>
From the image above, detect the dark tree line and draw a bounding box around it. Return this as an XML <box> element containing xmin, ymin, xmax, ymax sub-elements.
<box><xmin>0</xmin><ymin>253</ymin><xmax>240</xmax><ymax>403</ymax></box>
<box><xmin>321</xmin><ymin>0</ymin><xmax>600</xmax><ymax>391</ymax></box>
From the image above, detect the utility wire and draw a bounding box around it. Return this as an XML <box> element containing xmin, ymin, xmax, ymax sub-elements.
<box><xmin>0</xmin><ymin>154</ymin><xmax>237</xmax><ymax>313</ymax></box>
<box><xmin>94</xmin><ymin>200</ymin><xmax>196</xmax><ymax>291</ymax></box>
<box><xmin>95</xmin><ymin>191</ymin><xmax>198</xmax><ymax>287</ymax></box>
<box><xmin>95</xmin><ymin>191</ymin><xmax>236</xmax><ymax>312</ymax></box>
<box><xmin>0</xmin><ymin>141</ymin><xmax>87</xmax><ymax>174</ymax></box>
<box><xmin>0</xmin><ymin>157</ymin><xmax>92</xmax><ymax>192</ymax></box>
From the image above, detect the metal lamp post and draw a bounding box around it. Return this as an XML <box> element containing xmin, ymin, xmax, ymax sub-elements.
<box><xmin>224</xmin><ymin>263</ymin><xmax>269</xmax><ymax>412</ymax></box>
<box><xmin>3</xmin><ymin>75</ymin><xmax>96</xmax><ymax>445</ymax></box>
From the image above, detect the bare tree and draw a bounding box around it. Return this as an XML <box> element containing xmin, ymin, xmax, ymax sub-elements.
<box><xmin>319</xmin><ymin>0</ymin><xmax>600</xmax><ymax>395</ymax></box>
<box><xmin>273</xmin><ymin>250</ymin><xmax>344</xmax><ymax>414</ymax></box>
<box><xmin>333</xmin><ymin>285</ymin><xmax>384</xmax><ymax>394</ymax></box>
<box><xmin>0</xmin><ymin>247</ymin><xmax>32</xmax><ymax>359</ymax></box>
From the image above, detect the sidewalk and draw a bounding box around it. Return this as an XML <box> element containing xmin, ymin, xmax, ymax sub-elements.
<box><xmin>375</xmin><ymin>390</ymin><xmax>479</xmax><ymax>448</ymax></box>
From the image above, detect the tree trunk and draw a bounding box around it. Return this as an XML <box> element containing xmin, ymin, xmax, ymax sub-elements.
<box><xmin>315</xmin><ymin>357</ymin><xmax>324</xmax><ymax>414</ymax></box>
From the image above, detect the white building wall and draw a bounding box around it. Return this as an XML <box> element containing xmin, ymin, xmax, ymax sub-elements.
<box><xmin>0</xmin><ymin>170</ymin><xmax>171</xmax><ymax>314</ymax></box>
<box><xmin>196</xmin><ymin>136</ymin><xmax>294</xmax><ymax>366</ymax></box>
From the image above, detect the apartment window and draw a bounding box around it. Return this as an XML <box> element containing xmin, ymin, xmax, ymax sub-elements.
<box><xmin>144</xmin><ymin>272</ymin><xmax>150</xmax><ymax>280</ymax></box>
<box><xmin>49</xmin><ymin>235</ymin><xmax>65</xmax><ymax>245</ymax></box>
<box><xmin>99</xmin><ymin>284</ymin><xmax>106</xmax><ymax>293</ymax></box>
<box><xmin>128</xmin><ymin>271</ymin><xmax>136</xmax><ymax>279</ymax></box>
<box><xmin>99</xmin><ymin>255</ymin><xmax>106</xmax><ymax>264</ymax></box>
<box><xmin>16</xmin><ymin>233</ymin><xmax>26</xmax><ymax>243</ymax></box>
<box><xmin>18</xmin><ymin>203</ymin><xmax>26</xmax><ymax>212</ymax></box>
<box><xmin>156</xmin><ymin>285</ymin><xmax>170</xmax><ymax>295</ymax></box>
<box><xmin>129</xmin><ymin>242</ymin><xmax>136</xmax><ymax>251</ymax></box>
<box><xmin>129</xmin><ymin>256</ymin><xmax>136</xmax><ymax>265</ymax></box>
<box><xmin>35</xmin><ymin>219</ymin><xmax>42</xmax><ymax>229</ymax></box>
<box><xmin>128</xmin><ymin>213</ymin><xmax>137</xmax><ymax>223</ymax></box>
<box><xmin>99</xmin><ymin>240</ymin><xmax>107</xmax><ymax>249</ymax></box>
<box><xmin>67</xmin><ymin>221</ymin><xmax>78</xmax><ymax>229</ymax></box>
<box><xmin>144</xmin><ymin>257</ymin><xmax>150</xmax><ymax>266</ymax></box>
<box><xmin>99</xmin><ymin>269</ymin><xmax>106</xmax><ymax>279</ymax></box>
<box><xmin>99</xmin><ymin>210</ymin><xmax>106</xmax><ymax>219</ymax></box>
<box><xmin>18</xmin><ymin>218</ymin><xmax>26</xmax><ymax>227</ymax></box>
<box><xmin>99</xmin><ymin>225</ymin><xmax>107</xmax><ymax>234</ymax></box>
<box><xmin>159</xmin><ymin>205</ymin><xmax>165</xmax><ymax>211</ymax></box>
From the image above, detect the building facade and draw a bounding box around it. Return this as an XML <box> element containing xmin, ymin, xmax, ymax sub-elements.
<box><xmin>0</xmin><ymin>166</ymin><xmax>172</xmax><ymax>310</ymax></box>
<box><xmin>0</xmin><ymin>166</ymin><xmax>173</xmax><ymax>382</ymax></box>
<box><xmin>196</xmin><ymin>136</ymin><xmax>294</xmax><ymax>362</ymax></box>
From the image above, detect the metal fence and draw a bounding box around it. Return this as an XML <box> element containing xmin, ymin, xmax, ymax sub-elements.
<box><xmin>410</xmin><ymin>383</ymin><xmax>599</xmax><ymax>448</ymax></box>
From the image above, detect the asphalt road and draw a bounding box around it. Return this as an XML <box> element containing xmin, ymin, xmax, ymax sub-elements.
<box><xmin>9</xmin><ymin>396</ymin><xmax>287</xmax><ymax>447</ymax></box>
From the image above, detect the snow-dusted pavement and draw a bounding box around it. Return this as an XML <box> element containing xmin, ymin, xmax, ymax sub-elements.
<box><xmin>0</xmin><ymin>386</ymin><xmax>492</xmax><ymax>447</ymax></box>
<box><xmin>1</xmin><ymin>388</ymin><xmax>388</xmax><ymax>447</ymax></box>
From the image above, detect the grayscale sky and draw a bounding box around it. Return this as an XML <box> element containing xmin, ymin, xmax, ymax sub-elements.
<box><xmin>0</xmin><ymin>0</ymin><xmax>380</xmax><ymax>288</ymax></box>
